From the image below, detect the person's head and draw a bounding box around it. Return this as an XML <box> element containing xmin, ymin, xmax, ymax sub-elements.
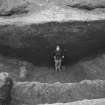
<box><xmin>56</xmin><ymin>45</ymin><xmax>60</xmax><ymax>51</ymax></box>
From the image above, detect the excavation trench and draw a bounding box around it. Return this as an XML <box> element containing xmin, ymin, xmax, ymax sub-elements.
<box><xmin>0</xmin><ymin>21</ymin><xmax>105</xmax><ymax>66</ymax></box>
<box><xmin>0</xmin><ymin>21</ymin><xmax>105</xmax><ymax>104</ymax></box>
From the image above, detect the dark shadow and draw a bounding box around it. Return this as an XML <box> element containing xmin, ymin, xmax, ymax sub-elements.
<box><xmin>0</xmin><ymin>21</ymin><xmax>105</xmax><ymax>67</ymax></box>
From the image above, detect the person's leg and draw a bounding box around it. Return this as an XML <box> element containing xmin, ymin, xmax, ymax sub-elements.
<box><xmin>57</xmin><ymin>60</ymin><xmax>60</xmax><ymax>72</ymax></box>
<box><xmin>60</xmin><ymin>59</ymin><xmax>62</xmax><ymax>70</ymax></box>
<box><xmin>58</xmin><ymin>59</ymin><xmax>62</xmax><ymax>72</ymax></box>
<box><xmin>55</xmin><ymin>59</ymin><xmax>59</xmax><ymax>72</ymax></box>
<box><xmin>54</xmin><ymin>60</ymin><xmax>56</xmax><ymax>72</ymax></box>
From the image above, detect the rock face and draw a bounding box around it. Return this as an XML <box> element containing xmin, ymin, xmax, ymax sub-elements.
<box><xmin>12</xmin><ymin>80</ymin><xmax>105</xmax><ymax>105</ymax></box>
<box><xmin>1</xmin><ymin>0</ymin><xmax>105</xmax><ymax>14</ymax></box>
<box><xmin>0</xmin><ymin>0</ymin><xmax>105</xmax><ymax>24</ymax></box>
<box><xmin>0</xmin><ymin>0</ymin><xmax>29</xmax><ymax>16</ymax></box>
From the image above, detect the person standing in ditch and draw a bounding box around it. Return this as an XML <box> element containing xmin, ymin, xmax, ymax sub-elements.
<box><xmin>53</xmin><ymin>45</ymin><xmax>64</xmax><ymax>72</ymax></box>
<box><xmin>0</xmin><ymin>72</ymin><xmax>14</xmax><ymax>105</ymax></box>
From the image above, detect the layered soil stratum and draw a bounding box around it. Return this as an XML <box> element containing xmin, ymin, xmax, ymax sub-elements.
<box><xmin>0</xmin><ymin>0</ymin><xmax>105</xmax><ymax>105</ymax></box>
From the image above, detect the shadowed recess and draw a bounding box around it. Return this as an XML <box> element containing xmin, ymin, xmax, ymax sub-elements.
<box><xmin>0</xmin><ymin>21</ymin><xmax>105</xmax><ymax>66</ymax></box>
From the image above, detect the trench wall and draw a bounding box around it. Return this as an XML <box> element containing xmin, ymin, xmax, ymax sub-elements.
<box><xmin>12</xmin><ymin>80</ymin><xmax>105</xmax><ymax>105</ymax></box>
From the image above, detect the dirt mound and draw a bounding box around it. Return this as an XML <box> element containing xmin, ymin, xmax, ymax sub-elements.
<box><xmin>12</xmin><ymin>80</ymin><xmax>105</xmax><ymax>105</ymax></box>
